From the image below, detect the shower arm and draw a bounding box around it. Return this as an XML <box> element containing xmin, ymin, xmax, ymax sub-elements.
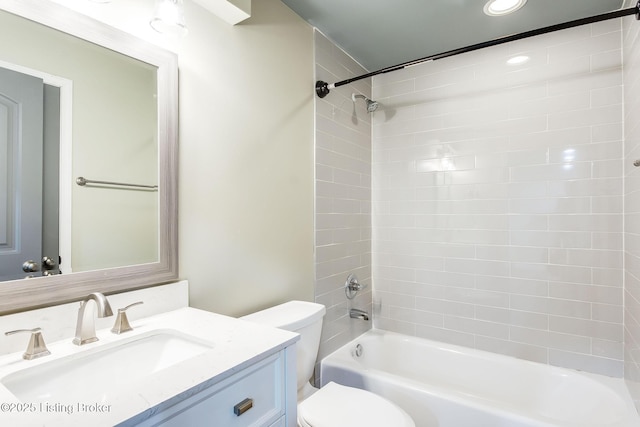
<box><xmin>316</xmin><ymin>2</ymin><xmax>640</xmax><ymax>98</ymax></box>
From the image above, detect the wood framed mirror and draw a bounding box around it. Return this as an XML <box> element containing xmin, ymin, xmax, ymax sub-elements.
<box><xmin>0</xmin><ymin>0</ymin><xmax>178</xmax><ymax>314</ymax></box>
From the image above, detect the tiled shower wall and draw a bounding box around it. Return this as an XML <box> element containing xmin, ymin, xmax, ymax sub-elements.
<box><xmin>314</xmin><ymin>30</ymin><xmax>372</xmax><ymax>367</ymax></box>
<box><xmin>372</xmin><ymin>20</ymin><xmax>624</xmax><ymax>376</ymax></box>
<box><xmin>623</xmin><ymin>13</ymin><xmax>640</xmax><ymax>408</ymax></box>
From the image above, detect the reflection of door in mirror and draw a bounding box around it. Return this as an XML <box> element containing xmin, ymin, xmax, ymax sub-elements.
<box><xmin>0</xmin><ymin>8</ymin><xmax>160</xmax><ymax>278</ymax></box>
<box><xmin>0</xmin><ymin>66</ymin><xmax>60</xmax><ymax>280</ymax></box>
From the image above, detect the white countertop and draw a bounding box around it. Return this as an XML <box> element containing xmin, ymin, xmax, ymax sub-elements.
<box><xmin>0</xmin><ymin>307</ymin><xmax>299</xmax><ymax>426</ymax></box>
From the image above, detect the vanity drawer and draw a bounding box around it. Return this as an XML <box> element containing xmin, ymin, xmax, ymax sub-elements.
<box><xmin>138</xmin><ymin>352</ymin><xmax>285</xmax><ymax>427</ymax></box>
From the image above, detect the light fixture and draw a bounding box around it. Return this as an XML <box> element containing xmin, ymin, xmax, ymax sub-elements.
<box><xmin>150</xmin><ymin>0</ymin><xmax>188</xmax><ymax>37</ymax></box>
<box><xmin>484</xmin><ymin>0</ymin><xmax>527</xmax><ymax>16</ymax></box>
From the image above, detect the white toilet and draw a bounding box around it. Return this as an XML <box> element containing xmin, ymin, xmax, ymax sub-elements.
<box><xmin>241</xmin><ymin>301</ymin><xmax>415</xmax><ymax>427</ymax></box>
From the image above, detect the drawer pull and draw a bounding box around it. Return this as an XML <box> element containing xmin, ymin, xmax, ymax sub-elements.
<box><xmin>233</xmin><ymin>398</ymin><xmax>253</xmax><ymax>416</ymax></box>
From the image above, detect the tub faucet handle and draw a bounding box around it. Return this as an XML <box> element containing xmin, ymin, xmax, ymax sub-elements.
<box><xmin>111</xmin><ymin>301</ymin><xmax>144</xmax><ymax>334</ymax></box>
<box><xmin>345</xmin><ymin>273</ymin><xmax>368</xmax><ymax>299</ymax></box>
<box><xmin>5</xmin><ymin>327</ymin><xmax>51</xmax><ymax>360</ymax></box>
<box><xmin>349</xmin><ymin>308</ymin><xmax>370</xmax><ymax>321</ymax></box>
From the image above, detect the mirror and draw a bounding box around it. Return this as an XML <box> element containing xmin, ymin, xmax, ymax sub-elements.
<box><xmin>0</xmin><ymin>0</ymin><xmax>178</xmax><ymax>314</ymax></box>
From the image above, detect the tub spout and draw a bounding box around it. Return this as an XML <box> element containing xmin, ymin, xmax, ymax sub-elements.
<box><xmin>350</xmin><ymin>308</ymin><xmax>369</xmax><ymax>321</ymax></box>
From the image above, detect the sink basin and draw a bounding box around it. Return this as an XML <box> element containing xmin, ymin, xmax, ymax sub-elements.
<box><xmin>1</xmin><ymin>330</ymin><xmax>214</xmax><ymax>403</ymax></box>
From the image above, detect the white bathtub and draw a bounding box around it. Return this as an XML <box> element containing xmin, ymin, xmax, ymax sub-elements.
<box><xmin>320</xmin><ymin>329</ymin><xmax>639</xmax><ymax>427</ymax></box>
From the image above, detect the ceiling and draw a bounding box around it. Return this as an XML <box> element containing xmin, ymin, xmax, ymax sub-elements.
<box><xmin>281</xmin><ymin>0</ymin><xmax>627</xmax><ymax>72</ymax></box>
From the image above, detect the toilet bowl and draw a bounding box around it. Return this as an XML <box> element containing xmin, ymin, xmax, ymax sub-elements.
<box><xmin>241</xmin><ymin>301</ymin><xmax>415</xmax><ymax>427</ymax></box>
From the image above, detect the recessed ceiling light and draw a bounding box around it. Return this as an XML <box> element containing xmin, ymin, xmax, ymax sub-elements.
<box><xmin>484</xmin><ymin>0</ymin><xmax>527</xmax><ymax>16</ymax></box>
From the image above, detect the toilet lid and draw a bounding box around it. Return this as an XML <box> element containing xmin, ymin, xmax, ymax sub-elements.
<box><xmin>297</xmin><ymin>382</ymin><xmax>415</xmax><ymax>427</ymax></box>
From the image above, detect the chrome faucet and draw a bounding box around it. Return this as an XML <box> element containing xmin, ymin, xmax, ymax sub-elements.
<box><xmin>73</xmin><ymin>293</ymin><xmax>113</xmax><ymax>345</ymax></box>
<box><xmin>349</xmin><ymin>308</ymin><xmax>370</xmax><ymax>321</ymax></box>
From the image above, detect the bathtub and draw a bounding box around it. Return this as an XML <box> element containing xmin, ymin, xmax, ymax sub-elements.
<box><xmin>320</xmin><ymin>329</ymin><xmax>639</xmax><ymax>427</ymax></box>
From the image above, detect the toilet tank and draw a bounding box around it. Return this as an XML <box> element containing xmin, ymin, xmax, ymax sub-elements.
<box><xmin>241</xmin><ymin>301</ymin><xmax>326</xmax><ymax>394</ymax></box>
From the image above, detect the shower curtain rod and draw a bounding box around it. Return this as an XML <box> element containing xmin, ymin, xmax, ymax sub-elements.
<box><xmin>315</xmin><ymin>2</ymin><xmax>640</xmax><ymax>98</ymax></box>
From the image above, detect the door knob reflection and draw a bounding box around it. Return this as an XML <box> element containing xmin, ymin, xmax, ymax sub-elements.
<box><xmin>22</xmin><ymin>260</ymin><xmax>39</xmax><ymax>273</ymax></box>
<box><xmin>42</xmin><ymin>256</ymin><xmax>55</xmax><ymax>270</ymax></box>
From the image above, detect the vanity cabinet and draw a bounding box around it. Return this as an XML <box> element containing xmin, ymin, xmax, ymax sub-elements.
<box><xmin>269</xmin><ymin>417</ymin><xmax>286</xmax><ymax>427</ymax></box>
<box><xmin>132</xmin><ymin>350</ymin><xmax>292</xmax><ymax>427</ymax></box>
<box><xmin>0</xmin><ymin>302</ymin><xmax>299</xmax><ymax>427</ymax></box>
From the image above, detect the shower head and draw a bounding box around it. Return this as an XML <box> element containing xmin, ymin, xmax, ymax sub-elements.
<box><xmin>352</xmin><ymin>93</ymin><xmax>379</xmax><ymax>112</ymax></box>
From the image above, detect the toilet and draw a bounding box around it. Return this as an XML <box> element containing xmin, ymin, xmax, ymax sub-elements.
<box><xmin>241</xmin><ymin>301</ymin><xmax>415</xmax><ymax>427</ymax></box>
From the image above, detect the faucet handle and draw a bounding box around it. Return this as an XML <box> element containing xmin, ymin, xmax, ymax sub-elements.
<box><xmin>345</xmin><ymin>273</ymin><xmax>368</xmax><ymax>299</ymax></box>
<box><xmin>5</xmin><ymin>328</ymin><xmax>51</xmax><ymax>360</ymax></box>
<box><xmin>111</xmin><ymin>301</ymin><xmax>144</xmax><ymax>334</ymax></box>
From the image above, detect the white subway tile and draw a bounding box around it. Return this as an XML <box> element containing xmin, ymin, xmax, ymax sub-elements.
<box><xmin>365</xmin><ymin>22</ymin><xmax>627</xmax><ymax>379</ymax></box>
<box><xmin>415</xmin><ymin>297</ymin><xmax>475</xmax><ymax>318</ymax></box>
<box><xmin>510</xmin><ymin>294</ymin><xmax>590</xmax><ymax>318</ymax></box>
<box><xmin>549</xmin><ymin>316</ymin><xmax>623</xmax><ymax>341</ymax></box>
<box><xmin>506</xmin><ymin>309</ymin><xmax>549</xmax><ymax>329</ymax></box>
<box><xmin>551</xmin><ymin>213</ymin><xmax>622</xmax><ymax>233</ymax></box>
<box><xmin>592</xmin><ymin>303</ymin><xmax>624</xmax><ymax>323</ymax></box>
<box><xmin>593</xmin><ymin>159</ymin><xmax>624</xmax><ymax>178</ymax></box>
<box><xmin>476</xmin><ymin>336</ymin><xmax>548</xmax><ymax>364</ymax></box>
<box><xmin>447</xmin><ymin>315</ymin><xmax>511</xmax><ymax>340</ymax></box>
<box><xmin>507</xmin><ymin>214</ymin><xmax>548</xmax><ymax>230</ymax></box>
<box><xmin>592</xmin><ymin>338</ymin><xmax>624</xmax><ymax>360</ymax></box>
<box><xmin>510</xmin><ymin>164</ymin><xmax>592</xmax><ymax>183</ymax></box>
<box><xmin>592</xmin><ymin>232</ymin><xmax>623</xmax><ymax>250</ymax></box>
<box><xmin>415</xmin><ymin>270</ymin><xmax>475</xmax><ymax>288</ymax></box>
<box><xmin>592</xmin><ymin>196</ymin><xmax>623</xmax><ymax>213</ymax></box>
<box><xmin>548</xmin><ymin>248</ymin><xmax>622</xmax><ymax>269</ymax></box>
<box><xmin>549</xmin><ymin>281</ymin><xmax>622</xmax><ymax>305</ymax></box>
<box><xmin>475</xmin><ymin>306</ymin><xmax>510</xmax><ymax>324</ymax></box>
<box><xmin>475</xmin><ymin>276</ymin><xmax>548</xmax><ymax>297</ymax></box>
<box><xmin>549</xmin><ymin>349</ymin><xmax>623</xmax><ymax>377</ymax></box>
<box><xmin>591</xmin><ymin>85</ymin><xmax>623</xmax><ymax>107</ymax></box>
<box><xmin>591</xmin><ymin>19</ymin><xmax>621</xmax><ymax>37</ymax></box>
<box><xmin>415</xmin><ymin>324</ymin><xmax>475</xmax><ymax>348</ymax></box>
<box><xmin>593</xmin><ymin>122</ymin><xmax>623</xmax><ymax>142</ymax></box>
<box><xmin>509</xmin><ymin>197</ymin><xmax>591</xmax><ymax>214</ymax></box>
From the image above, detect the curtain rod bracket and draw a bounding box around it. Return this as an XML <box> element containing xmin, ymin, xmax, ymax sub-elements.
<box><xmin>316</xmin><ymin>80</ymin><xmax>330</xmax><ymax>98</ymax></box>
<box><xmin>636</xmin><ymin>0</ymin><xmax>640</xmax><ymax>20</ymax></box>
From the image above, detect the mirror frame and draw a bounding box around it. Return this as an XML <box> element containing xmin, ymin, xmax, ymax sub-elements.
<box><xmin>0</xmin><ymin>0</ymin><xmax>178</xmax><ymax>314</ymax></box>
